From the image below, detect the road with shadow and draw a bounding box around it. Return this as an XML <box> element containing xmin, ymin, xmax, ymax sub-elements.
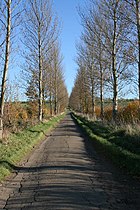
<box><xmin>0</xmin><ymin>113</ymin><xmax>139</xmax><ymax>209</ymax></box>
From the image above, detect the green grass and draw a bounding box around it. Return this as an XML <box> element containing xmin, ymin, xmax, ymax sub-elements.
<box><xmin>0</xmin><ymin>113</ymin><xmax>65</xmax><ymax>182</ymax></box>
<box><xmin>75</xmin><ymin>115</ymin><xmax>140</xmax><ymax>155</ymax></box>
<box><xmin>72</xmin><ymin>113</ymin><xmax>140</xmax><ymax>176</ymax></box>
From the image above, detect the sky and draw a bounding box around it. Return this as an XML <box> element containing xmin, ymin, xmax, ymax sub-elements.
<box><xmin>53</xmin><ymin>0</ymin><xmax>85</xmax><ymax>95</ymax></box>
<box><xmin>6</xmin><ymin>0</ymin><xmax>85</xmax><ymax>99</ymax></box>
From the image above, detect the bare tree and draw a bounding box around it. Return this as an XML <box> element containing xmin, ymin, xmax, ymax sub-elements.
<box><xmin>135</xmin><ymin>0</ymin><xmax>140</xmax><ymax>107</ymax></box>
<box><xmin>50</xmin><ymin>42</ymin><xmax>67</xmax><ymax>115</ymax></box>
<box><xmin>124</xmin><ymin>0</ymin><xmax>140</xmax><ymax>106</ymax></box>
<box><xmin>23</xmin><ymin>0</ymin><xmax>58</xmax><ymax>121</ymax></box>
<box><xmin>75</xmin><ymin>0</ymin><xmax>135</xmax><ymax>121</ymax></box>
<box><xmin>0</xmin><ymin>0</ymin><xmax>22</xmax><ymax>138</ymax></box>
<box><xmin>77</xmin><ymin>1</ymin><xmax>110</xmax><ymax>119</ymax></box>
<box><xmin>90</xmin><ymin>0</ymin><xmax>134</xmax><ymax>120</ymax></box>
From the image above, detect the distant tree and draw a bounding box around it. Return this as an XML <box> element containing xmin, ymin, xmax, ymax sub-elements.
<box><xmin>70</xmin><ymin>58</ymin><xmax>91</xmax><ymax>115</ymax></box>
<box><xmin>26</xmin><ymin>78</ymin><xmax>38</xmax><ymax>101</ymax></box>
<box><xmin>76</xmin><ymin>41</ymin><xmax>97</xmax><ymax>117</ymax></box>
<box><xmin>69</xmin><ymin>82</ymin><xmax>81</xmax><ymax>112</ymax></box>
<box><xmin>50</xmin><ymin>42</ymin><xmax>68</xmax><ymax>114</ymax></box>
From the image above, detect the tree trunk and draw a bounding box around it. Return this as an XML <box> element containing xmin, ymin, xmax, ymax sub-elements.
<box><xmin>84</xmin><ymin>92</ymin><xmax>88</xmax><ymax>114</ymax></box>
<box><xmin>91</xmin><ymin>84</ymin><xmax>95</xmax><ymax>118</ymax></box>
<box><xmin>79</xmin><ymin>90</ymin><xmax>82</xmax><ymax>113</ymax></box>
<box><xmin>135</xmin><ymin>0</ymin><xmax>140</xmax><ymax>109</ymax></box>
<box><xmin>0</xmin><ymin>0</ymin><xmax>11</xmax><ymax>138</ymax></box>
<box><xmin>100</xmin><ymin>66</ymin><xmax>104</xmax><ymax>120</ymax></box>
<box><xmin>38</xmin><ymin>25</ymin><xmax>43</xmax><ymax>122</ymax></box>
<box><xmin>112</xmin><ymin>1</ymin><xmax>118</xmax><ymax>122</ymax></box>
<box><xmin>90</xmin><ymin>64</ymin><xmax>95</xmax><ymax>118</ymax></box>
<box><xmin>54</xmin><ymin>93</ymin><xmax>57</xmax><ymax>115</ymax></box>
<box><xmin>50</xmin><ymin>97</ymin><xmax>53</xmax><ymax>116</ymax></box>
<box><xmin>49</xmin><ymin>88</ymin><xmax>53</xmax><ymax>116</ymax></box>
<box><xmin>54</xmin><ymin>68</ymin><xmax>58</xmax><ymax>115</ymax></box>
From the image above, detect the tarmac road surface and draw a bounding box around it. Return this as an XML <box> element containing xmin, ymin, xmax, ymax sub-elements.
<box><xmin>0</xmin><ymin>113</ymin><xmax>140</xmax><ymax>210</ymax></box>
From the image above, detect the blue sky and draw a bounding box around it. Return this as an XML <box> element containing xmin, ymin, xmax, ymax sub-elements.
<box><xmin>7</xmin><ymin>0</ymin><xmax>85</xmax><ymax>99</ymax></box>
<box><xmin>53</xmin><ymin>0</ymin><xmax>85</xmax><ymax>95</ymax></box>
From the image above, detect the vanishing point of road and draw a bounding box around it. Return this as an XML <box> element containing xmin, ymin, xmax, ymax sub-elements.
<box><xmin>0</xmin><ymin>113</ymin><xmax>140</xmax><ymax>210</ymax></box>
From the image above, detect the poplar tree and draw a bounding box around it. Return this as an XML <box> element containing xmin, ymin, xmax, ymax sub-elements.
<box><xmin>0</xmin><ymin>0</ymin><xmax>22</xmax><ymax>138</ymax></box>
<box><xmin>23</xmin><ymin>0</ymin><xmax>58</xmax><ymax>121</ymax></box>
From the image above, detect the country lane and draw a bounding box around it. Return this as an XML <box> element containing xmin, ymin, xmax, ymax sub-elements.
<box><xmin>0</xmin><ymin>113</ymin><xmax>139</xmax><ymax>210</ymax></box>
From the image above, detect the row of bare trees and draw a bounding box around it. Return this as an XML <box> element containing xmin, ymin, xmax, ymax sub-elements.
<box><xmin>0</xmin><ymin>0</ymin><xmax>68</xmax><ymax>138</ymax></box>
<box><xmin>69</xmin><ymin>0</ymin><xmax>140</xmax><ymax>121</ymax></box>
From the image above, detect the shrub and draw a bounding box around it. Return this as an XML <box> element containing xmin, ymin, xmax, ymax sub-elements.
<box><xmin>4</xmin><ymin>102</ymin><xmax>28</xmax><ymax>131</ymax></box>
<box><xmin>118</xmin><ymin>101</ymin><xmax>139</xmax><ymax>124</ymax></box>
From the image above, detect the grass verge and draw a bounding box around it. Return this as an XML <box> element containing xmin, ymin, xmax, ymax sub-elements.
<box><xmin>72</xmin><ymin>113</ymin><xmax>140</xmax><ymax>177</ymax></box>
<box><xmin>74</xmin><ymin>115</ymin><xmax>140</xmax><ymax>155</ymax></box>
<box><xmin>0</xmin><ymin>113</ymin><xmax>65</xmax><ymax>182</ymax></box>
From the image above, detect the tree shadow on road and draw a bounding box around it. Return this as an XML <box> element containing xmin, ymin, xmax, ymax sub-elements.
<box><xmin>0</xmin><ymin>112</ymin><xmax>139</xmax><ymax>209</ymax></box>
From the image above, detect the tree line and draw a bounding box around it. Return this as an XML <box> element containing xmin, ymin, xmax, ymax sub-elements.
<box><xmin>69</xmin><ymin>0</ymin><xmax>140</xmax><ymax>121</ymax></box>
<box><xmin>0</xmin><ymin>0</ymin><xmax>68</xmax><ymax>138</ymax></box>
